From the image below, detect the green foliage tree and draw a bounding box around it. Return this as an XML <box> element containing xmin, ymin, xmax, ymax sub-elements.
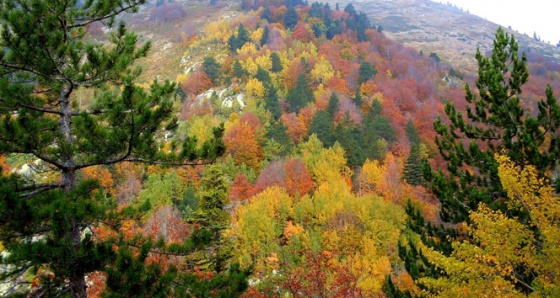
<box><xmin>260</xmin><ymin>25</ymin><xmax>269</xmax><ymax>46</ymax></box>
<box><xmin>425</xmin><ymin>27</ymin><xmax>560</xmax><ymax>223</ymax></box>
<box><xmin>308</xmin><ymin>110</ymin><xmax>335</xmax><ymax>148</ymax></box>
<box><xmin>191</xmin><ymin>165</ymin><xmax>231</xmax><ymax>272</ymax></box>
<box><xmin>358</xmin><ymin>61</ymin><xmax>376</xmax><ymax>84</ymax></box>
<box><xmin>264</xmin><ymin>86</ymin><xmax>282</xmax><ymax>121</ymax></box>
<box><xmin>0</xmin><ymin>0</ymin><xmax>227</xmax><ymax>296</ymax></box>
<box><xmin>228</xmin><ymin>23</ymin><xmax>251</xmax><ymax>52</ymax></box>
<box><xmin>270</xmin><ymin>52</ymin><xmax>283</xmax><ymax>73</ymax></box>
<box><xmin>286</xmin><ymin>73</ymin><xmax>313</xmax><ymax>113</ymax></box>
<box><xmin>232</xmin><ymin>59</ymin><xmax>245</xmax><ymax>78</ymax></box>
<box><xmin>174</xmin><ymin>82</ymin><xmax>187</xmax><ymax>102</ymax></box>
<box><xmin>335</xmin><ymin>113</ymin><xmax>366</xmax><ymax>167</ymax></box>
<box><xmin>284</xmin><ymin>6</ymin><xmax>298</xmax><ymax>30</ymax></box>
<box><xmin>202</xmin><ymin>56</ymin><xmax>221</xmax><ymax>84</ymax></box>
<box><xmin>266</xmin><ymin>120</ymin><xmax>294</xmax><ymax>156</ymax></box>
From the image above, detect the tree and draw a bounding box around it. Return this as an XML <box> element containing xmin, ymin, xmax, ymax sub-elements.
<box><xmin>224</xmin><ymin>122</ymin><xmax>263</xmax><ymax>170</ymax></box>
<box><xmin>174</xmin><ymin>82</ymin><xmax>187</xmax><ymax>102</ymax></box>
<box><xmin>270</xmin><ymin>52</ymin><xmax>283</xmax><ymax>73</ymax></box>
<box><xmin>286</xmin><ymin>73</ymin><xmax>313</xmax><ymax>113</ymax></box>
<box><xmin>425</xmin><ymin>27</ymin><xmax>560</xmax><ymax>223</ymax></box>
<box><xmin>308</xmin><ymin>110</ymin><xmax>335</xmax><ymax>148</ymax></box>
<box><xmin>284</xmin><ymin>6</ymin><xmax>298</xmax><ymax>30</ymax></box>
<box><xmin>260</xmin><ymin>25</ymin><xmax>269</xmax><ymax>46</ymax></box>
<box><xmin>358</xmin><ymin>61</ymin><xmax>376</xmax><ymax>84</ymax></box>
<box><xmin>233</xmin><ymin>59</ymin><xmax>245</xmax><ymax>78</ymax></box>
<box><xmin>228</xmin><ymin>24</ymin><xmax>251</xmax><ymax>52</ymax></box>
<box><xmin>202</xmin><ymin>56</ymin><xmax>221</xmax><ymax>84</ymax></box>
<box><xmin>0</xmin><ymin>0</ymin><xmax>226</xmax><ymax>296</ymax></box>
<box><xmin>419</xmin><ymin>155</ymin><xmax>560</xmax><ymax>296</ymax></box>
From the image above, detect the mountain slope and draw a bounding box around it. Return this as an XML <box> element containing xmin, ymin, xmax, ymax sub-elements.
<box><xmin>325</xmin><ymin>0</ymin><xmax>560</xmax><ymax>73</ymax></box>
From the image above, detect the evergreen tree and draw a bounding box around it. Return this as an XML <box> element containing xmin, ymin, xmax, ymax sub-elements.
<box><xmin>266</xmin><ymin>120</ymin><xmax>294</xmax><ymax>156</ymax></box>
<box><xmin>286</xmin><ymin>73</ymin><xmax>313</xmax><ymax>113</ymax></box>
<box><xmin>393</xmin><ymin>28</ymin><xmax>560</xmax><ymax>294</ymax></box>
<box><xmin>284</xmin><ymin>6</ymin><xmax>298</xmax><ymax>30</ymax></box>
<box><xmin>403</xmin><ymin>143</ymin><xmax>425</xmax><ymax>186</ymax></box>
<box><xmin>0</xmin><ymin>0</ymin><xmax>228</xmax><ymax>296</ymax></box>
<box><xmin>426</xmin><ymin>27</ymin><xmax>560</xmax><ymax>223</ymax></box>
<box><xmin>270</xmin><ymin>52</ymin><xmax>283</xmax><ymax>73</ymax></box>
<box><xmin>261</xmin><ymin>7</ymin><xmax>272</xmax><ymax>22</ymax></box>
<box><xmin>232</xmin><ymin>59</ymin><xmax>244</xmax><ymax>78</ymax></box>
<box><xmin>202</xmin><ymin>56</ymin><xmax>221</xmax><ymax>84</ymax></box>
<box><xmin>344</xmin><ymin>3</ymin><xmax>357</xmax><ymax>18</ymax></box>
<box><xmin>308</xmin><ymin>110</ymin><xmax>335</xmax><ymax>147</ymax></box>
<box><xmin>327</xmin><ymin>92</ymin><xmax>340</xmax><ymax>117</ymax></box>
<box><xmin>362</xmin><ymin>99</ymin><xmax>396</xmax><ymax>160</ymax></box>
<box><xmin>353</xmin><ymin>87</ymin><xmax>363</xmax><ymax>108</ymax></box>
<box><xmin>228</xmin><ymin>24</ymin><xmax>251</xmax><ymax>52</ymax></box>
<box><xmin>335</xmin><ymin>112</ymin><xmax>366</xmax><ymax>167</ymax></box>
<box><xmin>174</xmin><ymin>82</ymin><xmax>187</xmax><ymax>102</ymax></box>
<box><xmin>191</xmin><ymin>166</ymin><xmax>230</xmax><ymax>273</ymax></box>
<box><xmin>403</xmin><ymin>120</ymin><xmax>425</xmax><ymax>185</ymax></box>
<box><xmin>358</xmin><ymin>61</ymin><xmax>376</xmax><ymax>84</ymax></box>
<box><xmin>312</xmin><ymin>23</ymin><xmax>323</xmax><ymax>38</ymax></box>
<box><xmin>405</xmin><ymin>119</ymin><xmax>420</xmax><ymax>145</ymax></box>
<box><xmin>264</xmin><ymin>86</ymin><xmax>282</xmax><ymax>121</ymax></box>
<box><xmin>255</xmin><ymin>66</ymin><xmax>272</xmax><ymax>87</ymax></box>
<box><xmin>260</xmin><ymin>25</ymin><xmax>269</xmax><ymax>46</ymax></box>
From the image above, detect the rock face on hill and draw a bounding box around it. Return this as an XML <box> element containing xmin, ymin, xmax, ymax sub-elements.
<box><xmin>327</xmin><ymin>0</ymin><xmax>560</xmax><ymax>73</ymax></box>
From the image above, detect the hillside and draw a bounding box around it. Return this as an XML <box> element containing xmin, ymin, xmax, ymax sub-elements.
<box><xmin>325</xmin><ymin>0</ymin><xmax>560</xmax><ymax>73</ymax></box>
<box><xmin>1</xmin><ymin>0</ymin><xmax>559</xmax><ymax>297</ymax></box>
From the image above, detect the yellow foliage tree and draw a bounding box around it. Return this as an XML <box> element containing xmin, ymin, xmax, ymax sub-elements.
<box><xmin>310</xmin><ymin>56</ymin><xmax>335</xmax><ymax>84</ymax></box>
<box><xmin>255</xmin><ymin>55</ymin><xmax>272</xmax><ymax>71</ymax></box>
<box><xmin>418</xmin><ymin>154</ymin><xmax>560</xmax><ymax>297</ymax></box>
<box><xmin>299</xmin><ymin>135</ymin><xmax>351</xmax><ymax>186</ymax></box>
<box><xmin>245</xmin><ymin>78</ymin><xmax>265</xmax><ymax>98</ymax></box>
<box><xmin>241</xmin><ymin>56</ymin><xmax>258</xmax><ymax>76</ymax></box>
<box><xmin>251</xmin><ymin>28</ymin><xmax>263</xmax><ymax>44</ymax></box>
<box><xmin>237</xmin><ymin>42</ymin><xmax>258</xmax><ymax>56</ymax></box>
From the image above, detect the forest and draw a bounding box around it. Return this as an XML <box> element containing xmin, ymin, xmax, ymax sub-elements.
<box><xmin>0</xmin><ymin>0</ymin><xmax>559</xmax><ymax>297</ymax></box>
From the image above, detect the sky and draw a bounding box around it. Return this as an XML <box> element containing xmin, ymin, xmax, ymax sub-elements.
<box><xmin>431</xmin><ymin>0</ymin><xmax>560</xmax><ymax>44</ymax></box>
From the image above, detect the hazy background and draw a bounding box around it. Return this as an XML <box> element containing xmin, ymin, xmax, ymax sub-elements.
<box><xmin>432</xmin><ymin>0</ymin><xmax>560</xmax><ymax>45</ymax></box>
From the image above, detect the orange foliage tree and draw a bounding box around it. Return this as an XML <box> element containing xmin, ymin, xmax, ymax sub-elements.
<box><xmin>224</xmin><ymin>122</ymin><xmax>263</xmax><ymax>170</ymax></box>
<box><xmin>182</xmin><ymin>69</ymin><xmax>213</xmax><ymax>95</ymax></box>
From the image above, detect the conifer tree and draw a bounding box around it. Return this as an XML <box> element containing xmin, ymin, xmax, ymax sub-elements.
<box><xmin>0</xmin><ymin>0</ymin><xmax>229</xmax><ymax>296</ymax></box>
<box><xmin>260</xmin><ymin>25</ymin><xmax>269</xmax><ymax>46</ymax></box>
<box><xmin>286</xmin><ymin>73</ymin><xmax>313</xmax><ymax>113</ymax></box>
<box><xmin>270</xmin><ymin>52</ymin><xmax>283</xmax><ymax>73</ymax></box>
<box><xmin>425</xmin><ymin>27</ymin><xmax>560</xmax><ymax>223</ymax></box>
<box><xmin>284</xmin><ymin>6</ymin><xmax>298</xmax><ymax>30</ymax></box>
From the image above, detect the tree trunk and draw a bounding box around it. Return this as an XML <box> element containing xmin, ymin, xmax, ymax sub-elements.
<box><xmin>61</xmin><ymin>85</ymin><xmax>88</xmax><ymax>298</ymax></box>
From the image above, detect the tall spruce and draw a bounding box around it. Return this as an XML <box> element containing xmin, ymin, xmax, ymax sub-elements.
<box><xmin>0</xmin><ymin>0</ymin><xmax>232</xmax><ymax>296</ymax></box>
<box><xmin>425</xmin><ymin>27</ymin><xmax>560</xmax><ymax>223</ymax></box>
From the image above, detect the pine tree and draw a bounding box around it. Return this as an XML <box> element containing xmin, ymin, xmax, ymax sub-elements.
<box><xmin>403</xmin><ymin>143</ymin><xmax>425</xmax><ymax>186</ymax></box>
<box><xmin>202</xmin><ymin>56</ymin><xmax>221</xmax><ymax>84</ymax></box>
<box><xmin>284</xmin><ymin>6</ymin><xmax>298</xmax><ymax>30</ymax></box>
<box><xmin>264</xmin><ymin>86</ymin><xmax>282</xmax><ymax>121</ymax></box>
<box><xmin>270</xmin><ymin>52</ymin><xmax>283</xmax><ymax>73</ymax></box>
<box><xmin>228</xmin><ymin>24</ymin><xmax>251</xmax><ymax>52</ymax></box>
<box><xmin>426</xmin><ymin>27</ymin><xmax>560</xmax><ymax>223</ymax></box>
<box><xmin>308</xmin><ymin>110</ymin><xmax>335</xmax><ymax>148</ymax></box>
<box><xmin>358</xmin><ymin>61</ymin><xmax>376</xmax><ymax>84</ymax></box>
<box><xmin>260</xmin><ymin>25</ymin><xmax>269</xmax><ymax>46</ymax></box>
<box><xmin>191</xmin><ymin>165</ymin><xmax>231</xmax><ymax>272</ymax></box>
<box><xmin>174</xmin><ymin>82</ymin><xmax>187</xmax><ymax>102</ymax></box>
<box><xmin>286</xmin><ymin>73</ymin><xmax>313</xmax><ymax>113</ymax></box>
<box><xmin>232</xmin><ymin>59</ymin><xmax>244</xmax><ymax>78</ymax></box>
<box><xmin>0</xmin><ymin>0</ymin><xmax>228</xmax><ymax>296</ymax></box>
